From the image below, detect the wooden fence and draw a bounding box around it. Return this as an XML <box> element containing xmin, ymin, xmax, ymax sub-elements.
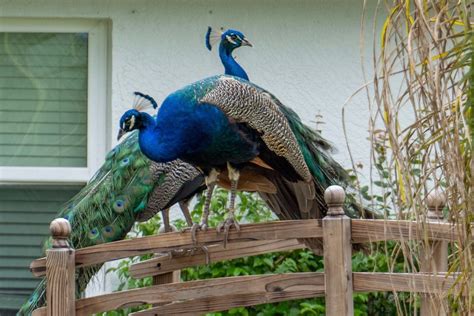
<box><xmin>29</xmin><ymin>185</ymin><xmax>470</xmax><ymax>316</ymax></box>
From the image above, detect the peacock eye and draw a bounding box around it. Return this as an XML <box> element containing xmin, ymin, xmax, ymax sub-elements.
<box><xmin>231</xmin><ymin>34</ymin><xmax>237</xmax><ymax>40</ymax></box>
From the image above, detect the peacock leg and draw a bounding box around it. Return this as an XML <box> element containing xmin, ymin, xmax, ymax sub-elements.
<box><xmin>162</xmin><ymin>208</ymin><xmax>171</xmax><ymax>233</ymax></box>
<box><xmin>217</xmin><ymin>163</ymin><xmax>241</xmax><ymax>247</ymax></box>
<box><xmin>190</xmin><ymin>169</ymin><xmax>219</xmax><ymax>244</ymax></box>
<box><xmin>178</xmin><ymin>200</ymin><xmax>193</xmax><ymax>227</ymax></box>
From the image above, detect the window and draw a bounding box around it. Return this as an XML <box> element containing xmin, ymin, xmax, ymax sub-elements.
<box><xmin>0</xmin><ymin>19</ymin><xmax>108</xmax><ymax>313</ymax></box>
<box><xmin>0</xmin><ymin>19</ymin><xmax>108</xmax><ymax>183</ymax></box>
<box><xmin>0</xmin><ymin>32</ymin><xmax>89</xmax><ymax>168</ymax></box>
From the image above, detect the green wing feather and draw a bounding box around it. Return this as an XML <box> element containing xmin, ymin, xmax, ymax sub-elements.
<box><xmin>18</xmin><ymin>131</ymin><xmax>155</xmax><ymax>315</ymax></box>
<box><xmin>277</xmin><ymin>102</ymin><xmax>377</xmax><ymax>219</ymax></box>
<box><xmin>279</xmin><ymin>104</ymin><xmax>346</xmax><ymax>187</ymax></box>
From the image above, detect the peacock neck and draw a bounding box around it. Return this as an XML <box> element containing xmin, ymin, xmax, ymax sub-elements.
<box><xmin>219</xmin><ymin>44</ymin><xmax>249</xmax><ymax>81</ymax></box>
<box><xmin>137</xmin><ymin>112</ymin><xmax>155</xmax><ymax>129</ymax></box>
<box><xmin>137</xmin><ymin>113</ymin><xmax>180</xmax><ymax>163</ymax></box>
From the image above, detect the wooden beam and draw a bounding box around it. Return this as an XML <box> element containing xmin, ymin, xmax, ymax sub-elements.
<box><xmin>130</xmin><ymin>291</ymin><xmax>323</xmax><ymax>316</ymax></box>
<box><xmin>351</xmin><ymin>219</ymin><xmax>469</xmax><ymax>243</ymax></box>
<box><xmin>32</xmin><ymin>272</ymin><xmax>457</xmax><ymax>316</ymax></box>
<box><xmin>130</xmin><ymin>239</ymin><xmax>304</xmax><ymax>279</ymax></box>
<box><xmin>31</xmin><ymin>220</ymin><xmax>322</xmax><ymax>277</ymax></box>
<box><xmin>31</xmin><ymin>218</ymin><xmax>471</xmax><ymax>277</ymax></box>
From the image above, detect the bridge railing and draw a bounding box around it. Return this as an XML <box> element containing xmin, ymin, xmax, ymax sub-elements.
<box><xmin>30</xmin><ymin>186</ymin><xmax>469</xmax><ymax>316</ymax></box>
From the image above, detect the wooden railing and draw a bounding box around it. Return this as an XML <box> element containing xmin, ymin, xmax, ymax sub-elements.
<box><xmin>30</xmin><ymin>186</ymin><xmax>470</xmax><ymax>316</ymax></box>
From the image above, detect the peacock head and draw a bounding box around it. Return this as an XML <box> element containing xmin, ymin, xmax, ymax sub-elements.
<box><xmin>117</xmin><ymin>92</ymin><xmax>158</xmax><ymax>140</ymax></box>
<box><xmin>117</xmin><ymin>109</ymin><xmax>141</xmax><ymax>140</ymax></box>
<box><xmin>221</xmin><ymin>29</ymin><xmax>252</xmax><ymax>50</ymax></box>
<box><xmin>206</xmin><ymin>27</ymin><xmax>252</xmax><ymax>51</ymax></box>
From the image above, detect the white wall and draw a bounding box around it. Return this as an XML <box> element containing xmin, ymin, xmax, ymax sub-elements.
<box><xmin>0</xmin><ymin>0</ymin><xmax>382</xmax><ymax>180</ymax></box>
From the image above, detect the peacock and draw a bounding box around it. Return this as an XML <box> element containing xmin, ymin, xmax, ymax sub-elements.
<box><xmin>17</xmin><ymin>93</ymin><xmax>205</xmax><ymax>316</ymax></box>
<box><xmin>205</xmin><ymin>27</ymin><xmax>375</xmax><ymax>228</ymax></box>
<box><xmin>117</xmin><ymin>75</ymin><xmax>328</xmax><ymax>246</ymax></box>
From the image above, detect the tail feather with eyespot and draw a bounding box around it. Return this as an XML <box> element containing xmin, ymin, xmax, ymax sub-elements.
<box><xmin>17</xmin><ymin>130</ymin><xmax>204</xmax><ymax>315</ymax></box>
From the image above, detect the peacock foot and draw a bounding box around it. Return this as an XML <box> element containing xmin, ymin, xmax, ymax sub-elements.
<box><xmin>190</xmin><ymin>222</ymin><xmax>208</xmax><ymax>244</ymax></box>
<box><xmin>216</xmin><ymin>212</ymin><xmax>240</xmax><ymax>248</ymax></box>
<box><xmin>187</xmin><ymin>245</ymin><xmax>211</xmax><ymax>265</ymax></box>
<box><xmin>168</xmin><ymin>245</ymin><xmax>211</xmax><ymax>264</ymax></box>
<box><xmin>167</xmin><ymin>248</ymin><xmax>188</xmax><ymax>259</ymax></box>
<box><xmin>181</xmin><ymin>222</ymin><xmax>208</xmax><ymax>245</ymax></box>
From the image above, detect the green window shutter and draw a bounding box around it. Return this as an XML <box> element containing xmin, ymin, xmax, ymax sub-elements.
<box><xmin>0</xmin><ymin>32</ymin><xmax>88</xmax><ymax>167</ymax></box>
<box><xmin>0</xmin><ymin>186</ymin><xmax>82</xmax><ymax>312</ymax></box>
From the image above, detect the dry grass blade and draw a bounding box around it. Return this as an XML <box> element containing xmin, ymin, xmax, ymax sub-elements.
<box><xmin>352</xmin><ymin>0</ymin><xmax>473</xmax><ymax>313</ymax></box>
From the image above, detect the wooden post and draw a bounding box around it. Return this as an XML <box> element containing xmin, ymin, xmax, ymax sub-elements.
<box><xmin>421</xmin><ymin>190</ymin><xmax>448</xmax><ymax>316</ymax></box>
<box><xmin>46</xmin><ymin>218</ymin><xmax>75</xmax><ymax>316</ymax></box>
<box><xmin>323</xmin><ymin>185</ymin><xmax>354</xmax><ymax>316</ymax></box>
<box><xmin>152</xmin><ymin>216</ymin><xmax>180</xmax><ymax>304</ymax></box>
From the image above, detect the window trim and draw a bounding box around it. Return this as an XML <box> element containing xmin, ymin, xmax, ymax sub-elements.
<box><xmin>0</xmin><ymin>18</ymin><xmax>108</xmax><ymax>184</ymax></box>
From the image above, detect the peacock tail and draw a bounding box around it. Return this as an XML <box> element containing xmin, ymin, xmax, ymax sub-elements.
<box><xmin>17</xmin><ymin>130</ymin><xmax>204</xmax><ymax>315</ymax></box>
<box><xmin>257</xmin><ymin>96</ymin><xmax>378</xmax><ymax>254</ymax></box>
<box><xmin>277</xmin><ymin>102</ymin><xmax>372</xmax><ymax>218</ymax></box>
<box><xmin>17</xmin><ymin>131</ymin><xmax>153</xmax><ymax>315</ymax></box>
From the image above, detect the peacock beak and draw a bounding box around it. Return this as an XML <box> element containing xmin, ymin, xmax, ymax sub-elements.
<box><xmin>242</xmin><ymin>38</ymin><xmax>253</xmax><ymax>47</ymax></box>
<box><xmin>117</xmin><ymin>128</ymin><xmax>126</xmax><ymax>141</ymax></box>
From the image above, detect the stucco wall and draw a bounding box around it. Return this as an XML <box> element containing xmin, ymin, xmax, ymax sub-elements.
<box><xmin>0</xmin><ymin>0</ymin><xmax>381</xmax><ymax>179</ymax></box>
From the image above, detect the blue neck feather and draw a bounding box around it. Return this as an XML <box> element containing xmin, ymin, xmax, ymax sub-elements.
<box><xmin>136</xmin><ymin>112</ymin><xmax>181</xmax><ymax>162</ymax></box>
<box><xmin>219</xmin><ymin>43</ymin><xmax>249</xmax><ymax>81</ymax></box>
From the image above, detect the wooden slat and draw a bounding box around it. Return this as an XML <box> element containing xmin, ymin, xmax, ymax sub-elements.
<box><xmin>353</xmin><ymin>272</ymin><xmax>455</xmax><ymax>294</ymax></box>
<box><xmin>30</xmin><ymin>220</ymin><xmax>322</xmax><ymax>277</ymax></box>
<box><xmin>130</xmin><ymin>239</ymin><xmax>305</xmax><ymax>278</ymax></box>
<box><xmin>351</xmin><ymin>219</ymin><xmax>471</xmax><ymax>243</ymax></box>
<box><xmin>32</xmin><ymin>272</ymin><xmax>325</xmax><ymax>316</ymax></box>
<box><xmin>130</xmin><ymin>290</ymin><xmax>323</xmax><ymax>316</ymax></box>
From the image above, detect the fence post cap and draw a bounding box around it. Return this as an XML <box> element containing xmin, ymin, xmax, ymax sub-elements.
<box><xmin>324</xmin><ymin>185</ymin><xmax>346</xmax><ymax>216</ymax></box>
<box><xmin>427</xmin><ymin>189</ymin><xmax>446</xmax><ymax>210</ymax></box>
<box><xmin>50</xmin><ymin>218</ymin><xmax>71</xmax><ymax>240</ymax></box>
<box><xmin>324</xmin><ymin>185</ymin><xmax>345</xmax><ymax>206</ymax></box>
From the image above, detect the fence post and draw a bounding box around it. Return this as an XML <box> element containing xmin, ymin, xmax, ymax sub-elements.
<box><xmin>323</xmin><ymin>185</ymin><xmax>354</xmax><ymax>316</ymax></box>
<box><xmin>46</xmin><ymin>218</ymin><xmax>75</xmax><ymax>316</ymax></box>
<box><xmin>152</xmin><ymin>211</ymin><xmax>180</xmax><ymax>304</ymax></box>
<box><xmin>420</xmin><ymin>190</ymin><xmax>448</xmax><ymax>316</ymax></box>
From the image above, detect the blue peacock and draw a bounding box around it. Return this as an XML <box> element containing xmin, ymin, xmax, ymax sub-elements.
<box><xmin>205</xmin><ymin>27</ymin><xmax>372</xmax><ymax>225</ymax></box>
<box><xmin>205</xmin><ymin>27</ymin><xmax>375</xmax><ymax>219</ymax></box>
<box><xmin>17</xmin><ymin>93</ymin><xmax>205</xmax><ymax>316</ymax></box>
<box><xmin>118</xmin><ymin>74</ymin><xmax>346</xmax><ymax>247</ymax></box>
<box><xmin>118</xmin><ymin>28</ymin><xmax>375</xmax><ymax>245</ymax></box>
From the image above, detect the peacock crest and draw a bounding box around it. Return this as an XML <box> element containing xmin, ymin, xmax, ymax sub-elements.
<box><xmin>132</xmin><ymin>91</ymin><xmax>158</xmax><ymax>111</ymax></box>
<box><xmin>205</xmin><ymin>26</ymin><xmax>224</xmax><ymax>51</ymax></box>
